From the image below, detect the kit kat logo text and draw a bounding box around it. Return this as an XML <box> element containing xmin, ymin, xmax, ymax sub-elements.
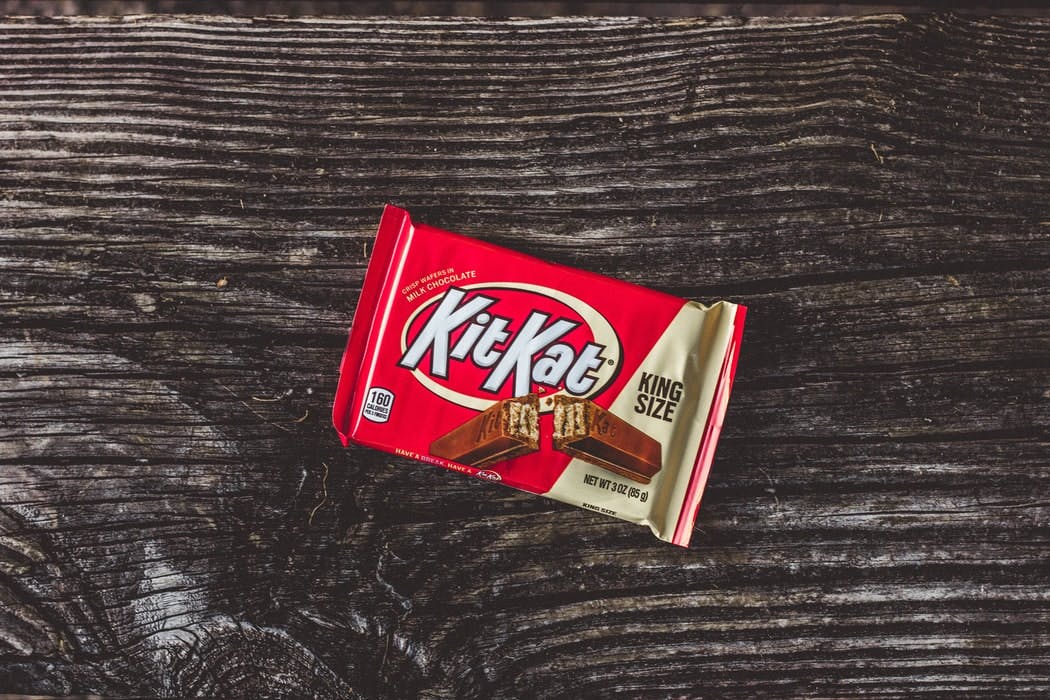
<box><xmin>398</xmin><ymin>284</ymin><xmax>622</xmax><ymax>411</ymax></box>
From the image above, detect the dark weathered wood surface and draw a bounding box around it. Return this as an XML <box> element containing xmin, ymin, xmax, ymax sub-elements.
<box><xmin>1</xmin><ymin>14</ymin><xmax>1048</xmax><ymax>698</ymax></box>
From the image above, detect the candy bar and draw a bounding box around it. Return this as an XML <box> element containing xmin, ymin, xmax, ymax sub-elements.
<box><xmin>552</xmin><ymin>396</ymin><xmax>661</xmax><ymax>484</ymax></box>
<box><xmin>333</xmin><ymin>205</ymin><xmax>747</xmax><ymax>547</ymax></box>
<box><xmin>430</xmin><ymin>394</ymin><xmax>539</xmax><ymax>468</ymax></box>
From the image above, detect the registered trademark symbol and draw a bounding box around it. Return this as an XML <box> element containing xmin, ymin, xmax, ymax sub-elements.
<box><xmin>607</xmin><ymin>359</ymin><xmax>614</xmax><ymax>365</ymax></box>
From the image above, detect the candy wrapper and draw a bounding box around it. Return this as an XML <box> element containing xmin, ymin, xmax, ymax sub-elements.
<box><xmin>333</xmin><ymin>205</ymin><xmax>746</xmax><ymax>547</ymax></box>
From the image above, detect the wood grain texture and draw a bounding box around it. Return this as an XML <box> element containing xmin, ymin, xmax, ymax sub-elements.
<box><xmin>8</xmin><ymin>3</ymin><xmax>1050</xmax><ymax>17</ymax></box>
<box><xmin>1</xmin><ymin>14</ymin><xmax>1048</xmax><ymax>698</ymax></box>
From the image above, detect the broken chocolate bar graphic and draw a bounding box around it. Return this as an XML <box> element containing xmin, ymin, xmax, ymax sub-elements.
<box><xmin>430</xmin><ymin>394</ymin><xmax>540</xmax><ymax>468</ymax></box>
<box><xmin>553</xmin><ymin>395</ymin><xmax>662</xmax><ymax>484</ymax></box>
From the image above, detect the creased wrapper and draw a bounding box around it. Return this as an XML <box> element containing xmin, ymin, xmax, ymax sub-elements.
<box><xmin>333</xmin><ymin>205</ymin><xmax>746</xmax><ymax>547</ymax></box>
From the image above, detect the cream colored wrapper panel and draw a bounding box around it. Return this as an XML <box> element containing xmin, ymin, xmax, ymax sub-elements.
<box><xmin>543</xmin><ymin>300</ymin><xmax>737</xmax><ymax>543</ymax></box>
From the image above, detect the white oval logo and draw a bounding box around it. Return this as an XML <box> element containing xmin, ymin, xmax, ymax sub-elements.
<box><xmin>398</xmin><ymin>283</ymin><xmax>621</xmax><ymax>411</ymax></box>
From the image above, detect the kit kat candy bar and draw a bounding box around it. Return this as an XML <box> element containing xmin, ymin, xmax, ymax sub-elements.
<box><xmin>334</xmin><ymin>205</ymin><xmax>747</xmax><ymax>548</ymax></box>
<box><xmin>430</xmin><ymin>394</ymin><xmax>539</xmax><ymax>468</ymax></box>
<box><xmin>552</xmin><ymin>395</ymin><xmax>662</xmax><ymax>484</ymax></box>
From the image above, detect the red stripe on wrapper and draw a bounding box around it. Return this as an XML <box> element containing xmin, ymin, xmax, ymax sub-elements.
<box><xmin>333</xmin><ymin>205</ymin><xmax>410</xmax><ymax>446</ymax></box>
<box><xmin>671</xmin><ymin>305</ymin><xmax>748</xmax><ymax>547</ymax></box>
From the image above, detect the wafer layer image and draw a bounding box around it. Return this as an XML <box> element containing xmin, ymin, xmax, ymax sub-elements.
<box><xmin>553</xmin><ymin>395</ymin><xmax>662</xmax><ymax>484</ymax></box>
<box><xmin>430</xmin><ymin>394</ymin><xmax>540</xmax><ymax>468</ymax></box>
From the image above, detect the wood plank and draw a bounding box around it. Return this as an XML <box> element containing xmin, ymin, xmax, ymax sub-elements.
<box><xmin>1</xmin><ymin>15</ymin><xmax>1048</xmax><ymax>698</ymax></box>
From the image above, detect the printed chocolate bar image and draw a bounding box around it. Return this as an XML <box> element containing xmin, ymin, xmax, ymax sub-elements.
<box><xmin>553</xmin><ymin>395</ymin><xmax>662</xmax><ymax>484</ymax></box>
<box><xmin>430</xmin><ymin>394</ymin><xmax>539</xmax><ymax>468</ymax></box>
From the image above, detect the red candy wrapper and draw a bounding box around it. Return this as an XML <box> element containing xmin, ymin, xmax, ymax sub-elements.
<box><xmin>333</xmin><ymin>205</ymin><xmax>746</xmax><ymax>547</ymax></box>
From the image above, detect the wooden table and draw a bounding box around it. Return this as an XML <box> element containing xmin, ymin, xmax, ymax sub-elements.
<box><xmin>2</xmin><ymin>15</ymin><xmax>1048</xmax><ymax>698</ymax></box>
